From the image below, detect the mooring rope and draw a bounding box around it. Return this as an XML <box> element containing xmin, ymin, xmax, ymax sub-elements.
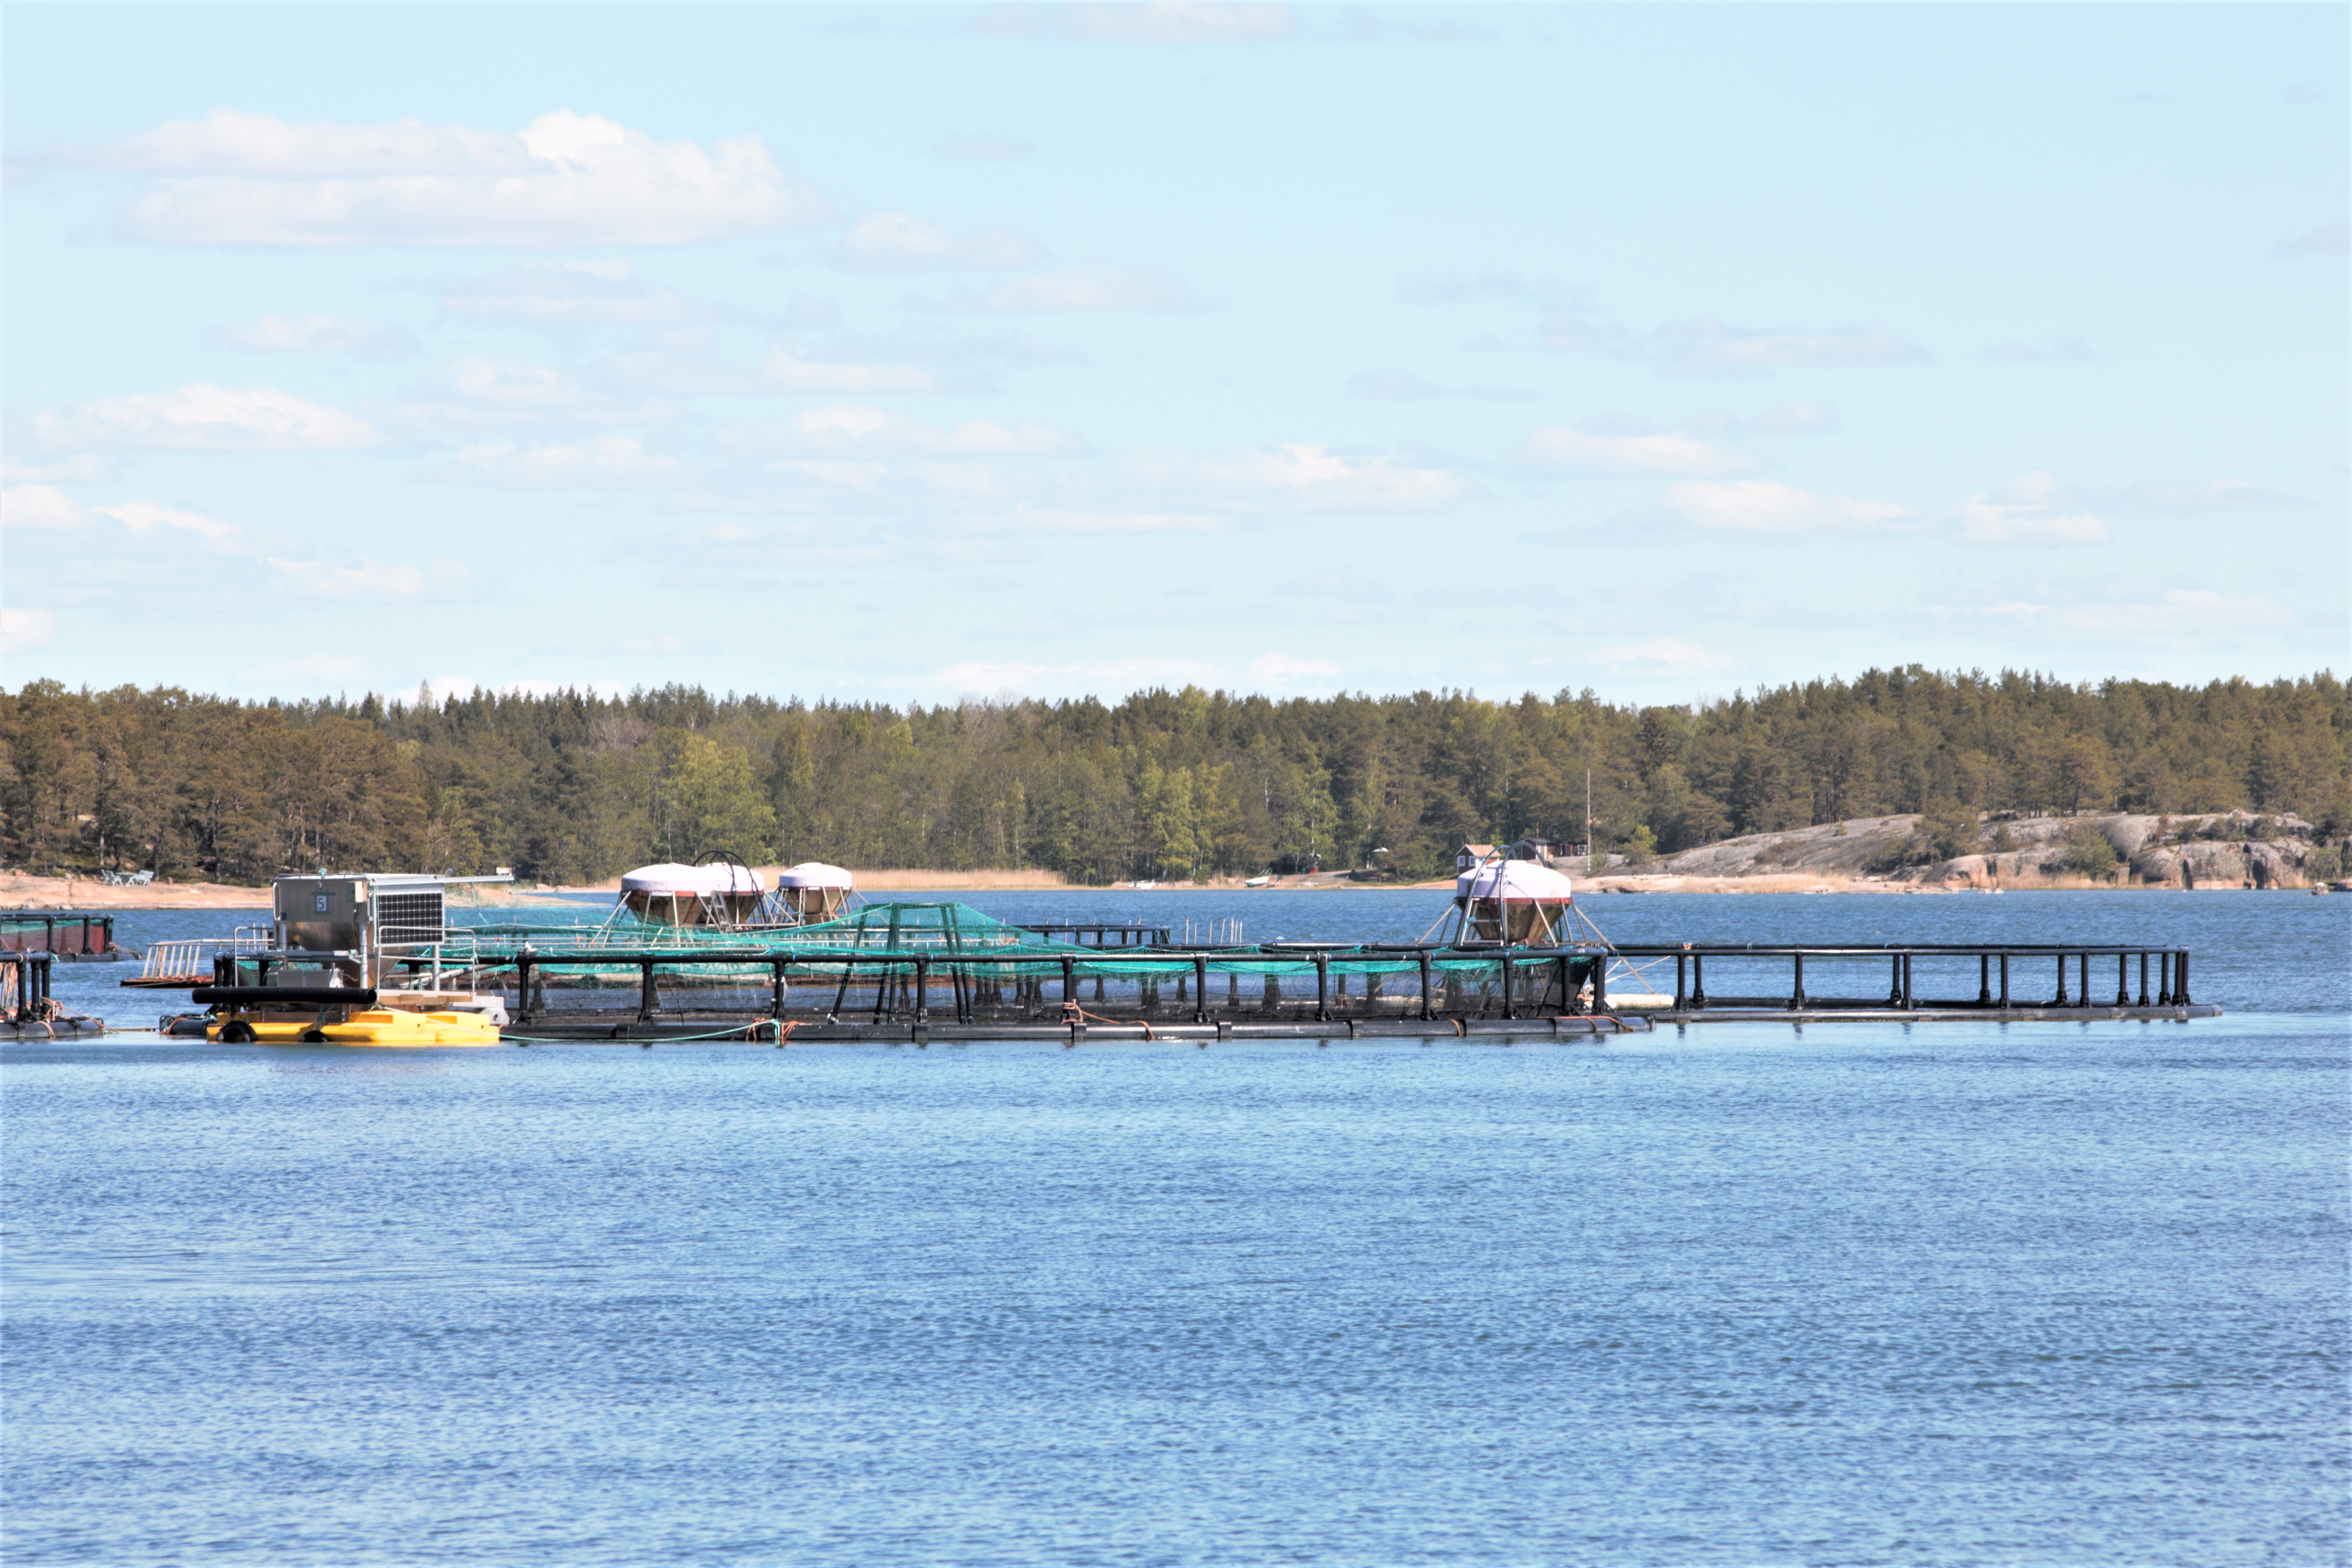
<box><xmin>1061</xmin><ymin>1000</ymin><xmax>1156</xmax><ymax>1040</ymax></box>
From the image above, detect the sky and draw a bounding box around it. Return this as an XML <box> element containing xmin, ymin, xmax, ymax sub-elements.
<box><xmin>3</xmin><ymin>3</ymin><xmax>2345</xmax><ymax>710</ymax></box>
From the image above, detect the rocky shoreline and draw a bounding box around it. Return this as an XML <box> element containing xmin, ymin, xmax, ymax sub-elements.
<box><xmin>1634</xmin><ymin>809</ymin><xmax>2341</xmax><ymax>892</ymax></box>
<box><xmin>5</xmin><ymin>811</ymin><xmax>2341</xmax><ymax>911</ymax></box>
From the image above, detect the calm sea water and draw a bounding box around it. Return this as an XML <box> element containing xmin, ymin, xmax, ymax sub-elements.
<box><xmin>6</xmin><ymin>892</ymin><xmax>2346</xmax><ymax>1565</ymax></box>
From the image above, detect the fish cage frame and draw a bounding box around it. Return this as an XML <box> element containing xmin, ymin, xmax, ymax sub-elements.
<box><xmin>183</xmin><ymin>901</ymin><xmax>2223</xmax><ymax>1042</ymax></box>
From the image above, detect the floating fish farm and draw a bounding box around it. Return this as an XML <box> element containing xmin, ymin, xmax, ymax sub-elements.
<box><xmin>187</xmin><ymin>899</ymin><xmax>2221</xmax><ymax>1045</ymax></box>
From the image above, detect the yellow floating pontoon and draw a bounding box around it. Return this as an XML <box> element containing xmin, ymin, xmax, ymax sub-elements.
<box><xmin>209</xmin><ymin>1008</ymin><xmax>502</xmax><ymax>1047</ymax></box>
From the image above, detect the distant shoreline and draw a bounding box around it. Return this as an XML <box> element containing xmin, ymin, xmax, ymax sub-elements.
<box><xmin>1</xmin><ymin>869</ymin><xmax>2324</xmax><ymax>912</ymax></box>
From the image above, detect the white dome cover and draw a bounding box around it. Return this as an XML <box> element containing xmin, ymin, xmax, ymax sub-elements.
<box><xmin>776</xmin><ymin>861</ymin><xmax>853</xmax><ymax>889</ymax></box>
<box><xmin>1456</xmin><ymin>859</ymin><xmax>1576</xmax><ymax>902</ymax></box>
<box><xmin>620</xmin><ymin>861</ymin><xmax>764</xmax><ymax>896</ymax></box>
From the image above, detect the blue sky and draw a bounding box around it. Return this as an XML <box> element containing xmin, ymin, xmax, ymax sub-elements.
<box><xmin>4</xmin><ymin>3</ymin><xmax>2345</xmax><ymax>707</ymax></box>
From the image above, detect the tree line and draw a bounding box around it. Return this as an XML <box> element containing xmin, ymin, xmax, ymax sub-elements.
<box><xmin>3</xmin><ymin>669</ymin><xmax>2345</xmax><ymax>885</ymax></box>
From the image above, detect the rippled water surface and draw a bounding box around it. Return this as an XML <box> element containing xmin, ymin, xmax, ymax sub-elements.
<box><xmin>6</xmin><ymin>892</ymin><xmax>2346</xmax><ymax>1564</ymax></box>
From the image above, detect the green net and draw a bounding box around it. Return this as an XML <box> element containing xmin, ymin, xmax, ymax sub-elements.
<box><xmin>439</xmin><ymin>900</ymin><xmax>1581</xmax><ymax>980</ymax></box>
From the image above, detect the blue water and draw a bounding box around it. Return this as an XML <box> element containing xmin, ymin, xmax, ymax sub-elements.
<box><xmin>6</xmin><ymin>893</ymin><xmax>2346</xmax><ymax>1564</ymax></box>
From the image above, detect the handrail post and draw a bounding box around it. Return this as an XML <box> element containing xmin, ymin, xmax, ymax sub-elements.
<box><xmin>2079</xmin><ymin>952</ymin><xmax>2090</xmax><ymax>1009</ymax></box>
<box><xmin>1591</xmin><ymin>952</ymin><xmax>1607</xmax><ymax>1013</ymax></box>
<box><xmin>2177</xmin><ymin>950</ymin><xmax>2190</xmax><ymax>1005</ymax></box>
<box><xmin>1062</xmin><ymin>955</ymin><xmax>1076</xmax><ymax>1010</ymax></box>
<box><xmin>1498</xmin><ymin>952</ymin><xmax>1513</xmax><ymax>1019</ymax></box>
<box><xmin>1888</xmin><ymin>955</ymin><xmax>1903</xmax><ymax>1006</ymax></box>
<box><xmin>1315</xmin><ymin>953</ymin><xmax>1330</xmax><ymax>1021</ymax></box>
<box><xmin>1977</xmin><ymin>953</ymin><xmax>1991</xmax><ymax>1006</ymax></box>
<box><xmin>2137</xmin><ymin>951</ymin><xmax>2150</xmax><ymax>1008</ymax></box>
<box><xmin>771</xmin><ymin>958</ymin><xmax>788</xmax><ymax>1022</ymax></box>
<box><xmin>638</xmin><ymin>959</ymin><xmax>657</xmax><ymax>1022</ymax></box>
<box><xmin>2054</xmin><ymin>954</ymin><xmax>2068</xmax><ymax>1005</ymax></box>
<box><xmin>515</xmin><ymin>954</ymin><xmax>535</xmax><ymax>1025</ymax></box>
<box><xmin>1675</xmin><ymin>952</ymin><xmax>1687</xmax><ymax>1012</ymax></box>
<box><xmin>1999</xmin><ymin>952</ymin><xmax>2009</xmax><ymax>1010</ymax></box>
<box><xmin>1417</xmin><ymin>950</ymin><xmax>1434</xmax><ymax>1021</ymax></box>
<box><xmin>2115</xmin><ymin>953</ymin><xmax>2129</xmax><ymax>1007</ymax></box>
<box><xmin>1690</xmin><ymin>954</ymin><xmax>1706</xmax><ymax>1009</ymax></box>
<box><xmin>915</xmin><ymin>956</ymin><xmax>929</xmax><ymax>1024</ymax></box>
<box><xmin>1194</xmin><ymin>954</ymin><xmax>1209</xmax><ymax>1024</ymax></box>
<box><xmin>1902</xmin><ymin>954</ymin><xmax>1914</xmax><ymax>1010</ymax></box>
<box><xmin>1789</xmin><ymin>952</ymin><xmax>1806</xmax><ymax>1011</ymax></box>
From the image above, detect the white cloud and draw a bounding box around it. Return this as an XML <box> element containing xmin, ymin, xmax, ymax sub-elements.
<box><xmin>1936</xmin><ymin>587</ymin><xmax>2298</xmax><ymax>647</ymax></box>
<box><xmin>1543</xmin><ymin>313</ymin><xmax>1927</xmax><ymax>378</ymax></box>
<box><xmin>918</xmin><ymin>265</ymin><xmax>1195</xmax><ymax>314</ymax></box>
<box><xmin>1984</xmin><ymin>337</ymin><xmax>2096</xmax><ymax>363</ymax></box>
<box><xmin>1</xmin><ymin>485</ymin><xmax>90</xmax><ymax>530</ymax></box>
<box><xmin>928</xmin><ymin>656</ymin><xmax>1225</xmax><ymax>695</ymax></box>
<box><xmin>452</xmin><ymin>436</ymin><xmax>676</xmax><ymax>488</ymax></box>
<box><xmin>406</xmin><ymin>359</ymin><xmax>667</xmax><ymax>429</ymax></box>
<box><xmin>1348</xmin><ymin>369</ymin><xmax>1444</xmax><ymax>400</ymax></box>
<box><xmin>1653</xmin><ymin>317</ymin><xmax>1926</xmax><ymax>378</ymax></box>
<box><xmin>618</xmin><ymin>633</ymin><xmax>689</xmax><ymax>656</ymax></box>
<box><xmin>934</xmin><ymin>131</ymin><xmax>1034</xmax><ymax>162</ymax></box>
<box><xmin>5</xmin><ymin>487</ymin><xmax>247</xmax><ymax>550</ymax></box>
<box><xmin>1398</xmin><ymin>271</ymin><xmax>1576</xmax><ymax>307</ymax></box>
<box><xmin>33</xmin><ymin>383</ymin><xmax>379</xmax><ymax>451</ymax></box>
<box><xmin>1591</xmin><ymin>638</ymin><xmax>1737</xmax><ymax>676</ymax></box>
<box><xmin>94</xmin><ymin>109</ymin><xmax>827</xmax><ymax>247</ymax></box>
<box><xmin>0</xmin><ymin>454</ymin><xmax>108</xmax><ymax>484</ymax></box>
<box><xmin>838</xmin><ymin>212</ymin><xmax>1044</xmax><ymax>271</ymax></box>
<box><xmin>737</xmin><ymin>404</ymin><xmax>1080</xmax><ymax>455</ymax></box>
<box><xmin>216</xmin><ymin>314</ymin><xmax>414</xmax><ymax>359</ymax></box>
<box><xmin>435</xmin><ymin>261</ymin><xmax>692</xmax><ymax>326</ymax></box>
<box><xmin>448</xmin><ymin>359</ymin><xmax>595</xmax><ymax>411</ymax></box>
<box><xmin>976</xmin><ymin>508</ymin><xmax>1223</xmax><ymax>534</ymax></box>
<box><xmin>2274</xmin><ymin>224</ymin><xmax>2348</xmax><ymax>258</ymax></box>
<box><xmin>977</xmin><ymin>4</ymin><xmax>1294</xmax><ymax>43</ymax></box>
<box><xmin>1524</xmin><ymin>426</ymin><xmax>1759</xmax><ymax>478</ymax></box>
<box><xmin>268</xmin><ymin>558</ymin><xmax>446</xmax><ymax>599</ymax></box>
<box><xmin>2</xmin><ymin>608</ymin><xmax>59</xmax><ymax>654</ymax></box>
<box><xmin>1949</xmin><ymin>472</ymin><xmax>2110</xmax><ymax>548</ymax></box>
<box><xmin>1249</xmin><ymin>652</ymin><xmax>1341</xmax><ymax>687</ymax></box>
<box><xmin>98</xmin><ymin>500</ymin><xmax>246</xmax><ymax>550</ymax></box>
<box><xmin>2097</xmin><ymin>478</ymin><xmax>2306</xmax><ymax>517</ymax></box>
<box><xmin>1752</xmin><ymin>401</ymin><xmax>1840</xmax><ymax>435</ymax></box>
<box><xmin>1135</xmin><ymin>443</ymin><xmax>1466</xmax><ymax>511</ymax></box>
<box><xmin>1663</xmin><ymin>479</ymin><xmax>1917</xmax><ymax>535</ymax></box>
<box><xmin>766</xmin><ymin>349</ymin><xmax>939</xmax><ymax>393</ymax></box>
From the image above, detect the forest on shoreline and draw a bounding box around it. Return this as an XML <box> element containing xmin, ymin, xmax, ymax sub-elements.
<box><xmin>3</xmin><ymin>669</ymin><xmax>2345</xmax><ymax>887</ymax></box>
